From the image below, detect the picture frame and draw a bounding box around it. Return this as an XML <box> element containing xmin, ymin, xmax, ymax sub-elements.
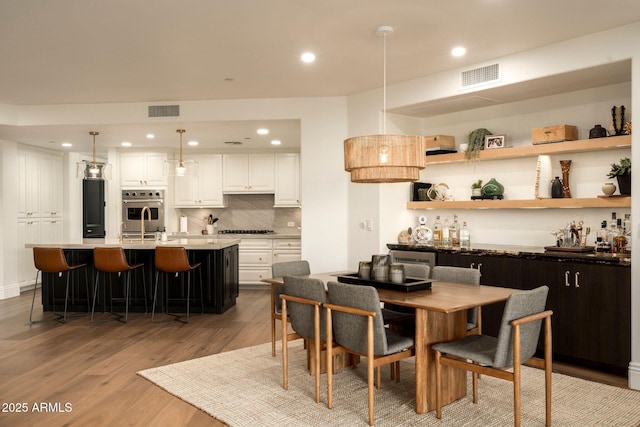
<box><xmin>484</xmin><ymin>134</ymin><xmax>505</xmax><ymax>149</ymax></box>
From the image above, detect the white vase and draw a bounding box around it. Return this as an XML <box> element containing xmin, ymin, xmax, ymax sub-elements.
<box><xmin>535</xmin><ymin>155</ymin><xmax>553</xmax><ymax>198</ymax></box>
<box><xmin>601</xmin><ymin>182</ymin><xmax>616</xmax><ymax>197</ymax></box>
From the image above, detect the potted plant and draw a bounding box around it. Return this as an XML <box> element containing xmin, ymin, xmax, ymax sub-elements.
<box><xmin>607</xmin><ymin>157</ymin><xmax>631</xmax><ymax>195</ymax></box>
<box><xmin>471</xmin><ymin>179</ymin><xmax>483</xmax><ymax>197</ymax></box>
<box><xmin>465</xmin><ymin>128</ymin><xmax>492</xmax><ymax>160</ymax></box>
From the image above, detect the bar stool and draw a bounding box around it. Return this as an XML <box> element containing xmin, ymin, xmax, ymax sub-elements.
<box><xmin>152</xmin><ymin>246</ymin><xmax>202</xmax><ymax>323</ymax></box>
<box><xmin>91</xmin><ymin>247</ymin><xmax>146</xmax><ymax>322</ymax></box>
<box><xmin>30</xmin><ymin>247</ymin><xmax>88</xmax><ymax>323</ymax></box>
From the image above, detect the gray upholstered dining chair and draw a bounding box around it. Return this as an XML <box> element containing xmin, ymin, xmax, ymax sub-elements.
<box><xmin>433</xmin><ymin>285</ymin><xmax>552</xmax><ymax>427</ymax></box>
<box><xmin>325</xmin><ymin>281</ymin><xmax>415</xmax><ymax>426</ymax></box>
<box><xmin>271</xmin><ymin>260</ymin><xmax>311</xmax><ymax>356</ymax></box>
<box><xmin>431</xmin><ymin>265</ymin><xmax>482</xmax><ymax>334</ymax></box>
<box><xmin>280</xmin><ymin>275</ymin><xmax>327</xmax><ymax>403</ymax></box>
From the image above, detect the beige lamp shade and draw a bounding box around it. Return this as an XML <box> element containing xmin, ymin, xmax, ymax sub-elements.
<box><xmin>344</xmin><ymin>134</ymin><xmax>426</xmax><ymax>183</ymax></box>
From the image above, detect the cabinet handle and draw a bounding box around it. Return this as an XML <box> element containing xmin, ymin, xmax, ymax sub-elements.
<box><xmin>564</xmin><ymin>271</ymin><xmax>571</xmax><ymax>287</ymax></box>
<box><xmin>574</xmin><ymin>271</ymin><xmax>580</xmax><ymax>288</ymax></box>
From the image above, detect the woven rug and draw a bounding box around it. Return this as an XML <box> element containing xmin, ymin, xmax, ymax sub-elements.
<box><xmin>138</xmin><ymin>341</ymin><xmax>640</xmax><ymax>426</ymax></box>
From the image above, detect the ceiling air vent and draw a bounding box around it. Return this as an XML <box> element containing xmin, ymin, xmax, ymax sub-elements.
<box><xmin>461</xmin><ymin>63</ymin><xmax>500</xmax><ymax>88</ymax></box>
<box><xmin>224</xmin><ymin>141</ymin><xmax>243</xmax><ymax>145</ymax></box>
<box><xmin>148</xmin><ymin>105</ymin><xmax>180</xmax><ymax>117</ymax></box>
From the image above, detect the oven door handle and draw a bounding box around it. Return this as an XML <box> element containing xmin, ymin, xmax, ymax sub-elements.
<box><xmin>123</xmin><ymin>199</ymin><xmax>164</xmax><ymax>204</ymax></box>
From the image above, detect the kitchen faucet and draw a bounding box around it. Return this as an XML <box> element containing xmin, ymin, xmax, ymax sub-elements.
<box><xmin>118</xmin><ymin>222</ymin><xmax>126</xmax><ymax>242</ymax></box>
<box><xmin>141</xmin><ymin>206</ymin><xmax>151</xmax><ymax>243</ymax></box>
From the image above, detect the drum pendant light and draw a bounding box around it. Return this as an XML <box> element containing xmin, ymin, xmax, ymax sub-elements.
<box><xmin>344</xmin><ymin>26</ymin><xmax>426</xmax><ymax>183</ymax></box>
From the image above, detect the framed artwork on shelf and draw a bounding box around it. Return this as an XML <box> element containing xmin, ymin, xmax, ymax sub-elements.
<box><xmin>485</xmin><ymin>134</ymin><xmax>505</xmax><ymax>149</ymax></box>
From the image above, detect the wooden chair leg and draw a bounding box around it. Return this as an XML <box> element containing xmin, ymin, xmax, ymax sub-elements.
<box><xmin>271</xmin><ymin>315</ymin><xmax>277</xmax><ymax>357</ymax></box>
<box><xmin>544</xmin><ymin>316</ymin><xmax>552</xmax><ymax>427</ymax></box>
<box><xmin>326</xmin><ymin>308</ymin><xmax>334</xmax><ymax>409</ymax></box>
<box><xmin>395</xmin><ymin>361</ymin><xmax>400</xmax><ymax>382</ymax></box>
<box><xmin>367</xmin><ymin>316</ymin><xmax>374</xmax><ymax>426</ymax></box>
<box><xmin>472</xmin><ymin>372</ymin><xmax>478</xmax><ymax>403</ymax></box>
<box><xmin>435</xmin><ymin>350</ymin><xmax>442</xmax><ymax>419</ymax></box>
<box><xmin>375</xmin><ymin>366</ymin><xmax>381</xmax><ymax>390</ymax></box>
<box><xmin>281</xmin><ymin>302</ymin><xmax>288</xmax><ymax>390</ymax></box>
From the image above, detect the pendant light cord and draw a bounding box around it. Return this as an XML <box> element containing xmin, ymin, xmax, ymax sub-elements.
<box><xmin>382</xmin><ymin>29</ymin><xmax>387</xmax><ymax>135</ymax></box>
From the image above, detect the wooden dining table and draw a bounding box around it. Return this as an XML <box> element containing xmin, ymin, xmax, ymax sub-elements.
<box><xmin>263</xmin><ymin>272</ymin><xmax>517</xmax><ymax>414</ymax></box>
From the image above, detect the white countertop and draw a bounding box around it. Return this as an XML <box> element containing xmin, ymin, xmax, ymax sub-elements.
<box><xmin>170</xmin><ymin>232</ymin><xmax>301</xmax><ymax>239</ymax></box>
<box><xmin>25</xmin><ymin>238</ymin><xmax>241</xmax><ymax>250</ymax></box>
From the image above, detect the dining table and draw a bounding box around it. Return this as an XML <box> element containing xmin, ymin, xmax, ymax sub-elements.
<box><xmin>263</xmin><ymin>271</ymin><xmax>517</xmax><ymax>414</ymax></box>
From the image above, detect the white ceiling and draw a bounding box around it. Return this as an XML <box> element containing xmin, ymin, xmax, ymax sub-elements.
<box><xmin>1</xmin><ymin>0</ymin><xmax>639</xmax><ymax>153</ymax></box>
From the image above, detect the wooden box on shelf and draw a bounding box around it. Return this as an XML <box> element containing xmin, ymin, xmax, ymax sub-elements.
<box><xmin>425</xmin><ymin>135</ymin><xmax>455</xmax><ymax>152</ymax></box>
<box><xmin>532</xmin><ymin>125</ymin><xmax>578</xmax><ymax>145</ymax></box>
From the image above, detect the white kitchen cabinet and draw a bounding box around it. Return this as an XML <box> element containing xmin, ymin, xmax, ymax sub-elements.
<box><xmin>238</xmin><ymin>238</ymin><xmax>273</xmax><ymax>285</ymax></box>
<box><xmin>274</xmin><ymin>153</ymin><xmax>300</xmax><ymax>207</ymax></box>
<box><xmin>272</xmin><ymin>238</ymin><xmax>302</xmax><ymax>263</ymax></box>
<box><xmin>17</xmin><ymin>219</ymin><xmax>41</xmax><ymax>287</ymax></box>
<box><xmin>120</xmin><ymin>152</ymin><xmax>168</xmax><ymax>187</ymax></box>
<box><xmin>18</xmin><ymin>151</ymin><xmax>41</xmax><ymax>218</ymax></box>
<box><xmin>173</xmin><ymin>154</ymin><xmax>226</xmax><ymax>207</ymax></box>
<box><xmin>40</xmin><ymin>155</ymin><xmax>63</xmax><ymax>217</ymax></box>
<box><xmin>223</xmin><ymin>153</ymin><xmax>274</xmax><ymax>193</ymax></box>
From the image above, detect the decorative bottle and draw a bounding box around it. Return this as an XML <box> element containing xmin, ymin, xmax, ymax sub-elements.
<box><xmin>441</xmin><ymin>217</ymin><xmax>451</xmax><ymax>249</ymax></box>
<box><xmin>551</xmin><ymin>177</ymin><xmax>563</xmax><ymax>198</ymax></box>
<box><xmin>432</xmin><ymin>216</ymin><xmax>442</xmax><ymax>247</ymax></box>
<box><xmin>450</xmin><ymin>215</ymin><xmax>460</xmax><ymax>247</ymax></box>
<box><xmin>459</xmin><ymin>222</ymin><xmax>471</xmax><ymax>250</ymax></box>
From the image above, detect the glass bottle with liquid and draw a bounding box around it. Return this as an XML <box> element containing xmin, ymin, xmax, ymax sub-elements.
<box><xmin>432</xmin><ymin>216</ymin><xmax>442</xmax><ymax>247</ymax></box>
<box><xmin>450</xmin><ymin>214</ymin><xmax>460</xmax><ymax>247</ymax></box>
<box><xmin>459</xmin><ymin>221</ymin><xmax>471</xmax><ymax>250</ymax></box>
<box><xmin>441</xmin><ymin>217</ymin><xmax>451</xmax><ymax>248</ymax></box>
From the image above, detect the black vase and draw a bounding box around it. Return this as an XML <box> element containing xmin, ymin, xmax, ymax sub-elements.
<box><xmin>617</xmin><ymin>173</ymin><xmax>631</xmax><ymax>195</ymax></box>
<box><xmin>551</xmin><ymin>177</ymin><xmax>563</xmax><ymax>198</ymax></box>
<box><xmin>589</xmin><ymin>124</ymin><xmax>607</xmax><ymax>139</ymax></box>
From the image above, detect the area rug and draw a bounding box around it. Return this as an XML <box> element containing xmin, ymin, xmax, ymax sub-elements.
<box><xmin>138</xmin><ymin>341</ymin><xmax>640</xmax><ymax>426</ymax></box>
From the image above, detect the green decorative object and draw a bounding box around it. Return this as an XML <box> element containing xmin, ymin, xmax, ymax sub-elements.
<box><xmin>481</xmin><ymin>178</ymin><xmax>504</xmax><ymax>196</ymax></box>
<box><xmin>466</xmin><ymin>128</ymin><xmax>492</xmax><ymax>160</ymax></box>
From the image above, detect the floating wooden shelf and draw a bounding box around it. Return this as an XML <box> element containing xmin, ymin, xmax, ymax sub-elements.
<box><xmin>407</xmin><ymin>197</ymin><xmax>631</xmax><ymax>210</ymax></box>
<box><xmin>424</xmin><ymin>135</ymin><xmax>631</xmax><ymax>165</ymax></box>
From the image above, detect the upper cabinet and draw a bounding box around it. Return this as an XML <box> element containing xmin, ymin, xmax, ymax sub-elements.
<box><xmin>174</xmin><ymin>154</ymin><xmax>226</xmax><ymax>208</ymax></box>
<box><xmin>274</xmin><ymin>153</ymin><xmax>300</xmax><ymax>207</ymax></box>
<box><xmin>223</xmin><ymin>153</ymin><xmax>275</xmax><ymax>193</ymax></box>
<box><xmin>18</xmin><ymin>149</ymin><xmax>63</xmax><ymax>218</ymax></box>
<box><xmin>120</xmin><ymin>152</ymin><xmax>167</xmax><ymax>187</ymax></box>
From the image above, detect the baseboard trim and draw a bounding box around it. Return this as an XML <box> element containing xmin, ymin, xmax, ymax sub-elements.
<box><xmin>0</xmin><ymin>282</ymin><xmax>22</xmax><ymax>300</ymax></box>
<box><xmin>628</xmin><ymin>362</ymin><xmax>640</xmax><ymax>390</ymax></box>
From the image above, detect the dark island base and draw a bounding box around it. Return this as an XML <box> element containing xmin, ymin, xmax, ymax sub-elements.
<box><xmin>40</xmin><ymin>246</ymin><xmax>239</xmax><ymax>315</ymax></box>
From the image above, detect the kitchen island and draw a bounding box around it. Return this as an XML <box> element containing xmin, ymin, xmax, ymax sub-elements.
<box><xmin>27</xmin><ymin>238</ymin><xmax>240</xmax><ymax>315</ymax></box>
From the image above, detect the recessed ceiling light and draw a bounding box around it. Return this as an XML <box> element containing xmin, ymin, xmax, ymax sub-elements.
<box><xmin>146</xmin><ymin>133</ymin><xmax>155</xmax><ymax>139</ymax></box>
<box><xmin>271</xmin><ymin>140</ymin><xmax>281</xmax><ymax>146</ymax></box>
<box><xmin>301</xmin><ymin>52</ymin><xmax>316</xmax><ymax>63</ymax></box>
<box><xmin>61</xmin><ymin>142</ymin><xmax>72</xmax><ymax>147</ymax></box>
<box><xmin>121</xmin><ymin>141</ymin><xmax>132</xmax><ymax>147</ymax></box>
<box><xmin>188</xmin><ymin>140</ymin><xmax>198</xmax><ymax>146</ymax></box>
<box><xmin>451</xmin><ymin>46</ymin><xmax>466</xmax><ymax>57</ymax></box>
<box><xmin>257</xmin><ymin>128</ymin><xmax>269</xmax><ymax>135</ymax></box>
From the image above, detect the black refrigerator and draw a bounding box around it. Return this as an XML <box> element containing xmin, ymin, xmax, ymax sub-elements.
<box><xmin>83</xmin><ymin>179</ymin><xmax>105</xmax><ymax>238</ymax></box>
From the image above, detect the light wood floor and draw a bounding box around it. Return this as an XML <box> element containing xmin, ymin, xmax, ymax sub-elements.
<box><xmin>0</xmin><ymin>287</ymin><xmax>628</xmax><ymax>426</ymax></box>
<box><xmin>0</xmin><ymin>288</ymin><xmax>271</xmax><ymax>426</ymax></box>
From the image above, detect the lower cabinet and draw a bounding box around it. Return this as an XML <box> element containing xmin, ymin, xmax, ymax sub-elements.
<box><xmin>238</xmin><ymin>238</ymin><xmax>301</xmax><ymax>285</ymax></box>
<box><xmin>437</xmin><ymin>252</ymin><xmax>631</xmax><ymax>374</ymax></box>
<box><xmin>522</xmin><ymin>259</ymin><xmax>630</xmax><ymax>374</ymax></box>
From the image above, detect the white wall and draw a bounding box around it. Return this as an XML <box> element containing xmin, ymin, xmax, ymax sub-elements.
<box><xmin>0</xmin><ymin>140</ymin><xmax>19</xmax><ymax>299</ymax></box>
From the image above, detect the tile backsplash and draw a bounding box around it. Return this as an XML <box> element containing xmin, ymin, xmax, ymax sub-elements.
<box><xmin>179</xmin><ymin>194</ymin><xmax>300</xmax><ymax>233</ymax></box>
